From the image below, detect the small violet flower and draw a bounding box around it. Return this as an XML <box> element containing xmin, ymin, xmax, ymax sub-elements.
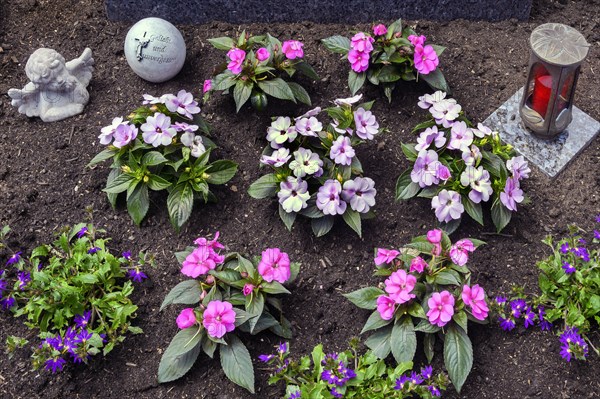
<box><xmin>562</xmin><ymin>261</ymin><xmax>576</xmax><ymax>274</ymax></box>
<box><xmin>128</xmin><ymin>268</ymin><xmax>147</xmax><ymax>283</ymax></box>
<box><xmin>77</xmin><ymin>226</ymin><xmax>88</xmax><ymax>238</ymax></box>
<box><xmin>6</xmin><ymin>251</ymin><xmax>22</xmax><ymax>266</ymax></box>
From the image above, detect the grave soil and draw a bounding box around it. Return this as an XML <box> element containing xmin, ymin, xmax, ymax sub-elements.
<box><xmin>0</xmin><ymin>0</ymin><xmax>599</xmax><ymax>398</ymax></box>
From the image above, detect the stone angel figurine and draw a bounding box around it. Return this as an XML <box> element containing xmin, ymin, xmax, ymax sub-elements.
<box><xmin>8</xmin><ymin>48</ymin><xmax>94</xmax><ymax>122</ymax></box>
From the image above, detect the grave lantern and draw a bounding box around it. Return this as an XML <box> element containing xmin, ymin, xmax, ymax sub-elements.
<box><xmin>519</xmin><ymin>23</ymin><xmax>589</xmax><ymax>140</ymax></box>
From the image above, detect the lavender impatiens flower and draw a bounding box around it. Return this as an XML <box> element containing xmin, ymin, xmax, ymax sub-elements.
<box><xmin>472</xmin><ymin>122</ymin><xmax>493</xmax><ymax>138</ymax></box>
<box><xmin>295</xmin><ymin>116</ymin><xmax>322</xmax><ymax>137</ymax></box>
<box><xmin>266</xmin><ymin>117</ymin><xmax>297</xmax><ymax>147</ymax></box>
<box><xmin>417</xmin><ymin>91</ymin><xmax>449</xmax><ymax>110</ymax></box>
<box><xmin>330</xmin><ymin>136</ymin><xmax>355</xmax><ymax>165</ymax></box>
<box><xmin>278</xmin><ymin>177</ymin><xmax>310</xmax><ymax>213</ymax></box>
<box><xmin>354</xmin><ymin>107</ymin><xmax>379</xmax><ymax>140</ymax></box>
<box><xmin>165</xmin><ymin>90</ymin><xmax>200</xmax><ymax>119</ymax></box>
<box><xmin>342</xmin><ymin>177</ymin><xmax>376</xmax><ymax>213</ymax></box>
<box><xmin>429</xmin><ymin>99</ymin><xmax>461</xmax><ymax>128</ymax></box>
<box><xmin>507</xmin><ymin>156</ymin><xmax>531</xmax><ymax>180</ymax></box>
<box><xmin>500</xmin><ymin>177</ymin><xmax>524</xmax><ymax>211</ymax></box>
<box><xmin>431</xmin><ymin>189</ymin><xmax>464</xmax><ymax>223</ymax></box>
<box><xmin>316</xmin><ymin>180</ymin><xmax>347</xmax><ymax>215</ymax></box>
<box><xmin>289</xmin><ymin>148</ymin><xmax>323</xmax><ymax>178</ymax></box>
<box><xmin>260</xmin><ymin>148</ymin><xmax>291</xmax><ymax>167</ymax></box>
<box><xmin>415</xmin><ymin>126</ymin><xmax>446</xmax><ymax>151</ymax></box>
<box><xmin>98</xmin><ymin>117</ymin><xmax>124</xmax><ymax>145</ymax></box>
<box><xmin>112</xmin><ymin>123</ymin><xmax>138</xmax><ymax>148</ymax></box>
<box><xmin>141</xmin><ymin>112</ymin><xmax>177</xmax><ymax>147</ymax></box>
<box><xmin>447</xmin><ymin>121</ymin><xmax>473</xmax><ymax>152</ymax></box>
<box><xmin>173</xmin><ymin>122</ymin><xmax>199</xmax><ymax>133</ymax></box>
<box><xmin>411</xmin><ymin>149</ymin><xmax>440</xmax><ymax>188</ymax></box>
<box><xmin>462</xmin><ymin>145</ymin><xmax>482</xmax><ymax>166</ymax></box>
<box><xmin>460</xmin><ymin>165</ymin><xmax>493</xmax><ymax>204</ymax></box>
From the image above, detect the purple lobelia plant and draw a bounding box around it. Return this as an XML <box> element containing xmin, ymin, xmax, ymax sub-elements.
<box><xmin>248</xmin><ymin>95</ymin><xmax>384</xmax><ymax>237</ymax></box>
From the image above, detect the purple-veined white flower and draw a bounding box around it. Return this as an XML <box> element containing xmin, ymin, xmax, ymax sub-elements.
<box><xmin>316</xmin><ymin>180</ymin><xmax>347</xmax><ymax>215</ymax></box>
<box><xmin>261</xmin><ymin>148</ymin><xmax>291</xmax><ymax>167</ymax></box>
<box><xmin>112</xmin><ymin>123</ymin><xmax>138</xmax><ymax>148</ymax></box>
<box><xmin>141</xmin><ymin>113</ymin><xmax>177</xmax><ymax>147</ymax></box>
<box><xmin>295</xmin><ymin>117</ymin><xmax>322</xmax><ymax>137</ymax></box>
<box><xmin>354</xmin><ymin>107</ymin><xmax>379</xmax><ymax>140</ymax></box>
<box><xmin>330</xmin><ymin>136</ymin><xmax>355</xmax><ymax>165</ymax></box>
<box><xmin>430</xmin><ymin>99</ymin><xmax>461</xmax><ymax>128</ymax></box>
<box><xmin>447</xmin><ymin>121</ymin><xmax>473</xmax><ymax>152</ymax></box>
<box><xmin>266</xmin><ymin>117</ymin><xmax>297</xmax><ymax>147</ymax></box>
<box><xmin>462</xmin><ymin>144</ymin><xmax>482</xmax><ymax>166</ymax></box>
<box><xmin>472</xmin><ymin>122</ymin><xmax>493</xmax><ymax>138</ymax></box>
<box><xmin>334</xmin><ymin>94</ymin><xmax>363</xmax><ymax>106</ymax></box>
<box><xmin>295</xmin><ymin>107</ymin><xmax>322</xmax><ymax>120</ymax></box>
<box><xmin>417</xmin><ymin>91</ymin><xmax>451</xmax><ymax>110</ymax></box>
<box><xmin>289</xmin><ymin>148</ymin><xmax>323</xmax><ymax>178</ymax></box>
<box><xmin>342</xmin><ymin>177</ymin><xmax>376</xmax><ymax>213</ymax></box>
<box><xmin>278</xmin><ymin>177</ymin><xmax>310</xmax><ymax>213</ymax></box>
<box><xmin>507</xmin><ymin>156</ymin><xmax>531</xmax><ymax>180</ymax></box>
<box><xmin>411</xmin><ymin>149</ymin><xmax>441</xmax><ymax>188</ymax></box>
<box><xmin>173</xmin><ymin>122</ymin><xmax>199</xmax><ymax>133</ymax></box>
<box><xmin>460</xmin><ymin>165</ymin><xmax>493</xmax><ymax>203</ymax></box>
<box><xmin>432</xmin><ymin>189</ymin><xmax>464</xmax><ymax>223</ymax></box>
<box><xmin>181</xmin><ymin>133</ymin><xmax>206</xmax><ymax>158</ymax></box>
<box><xmin>415</xmin><ymin>126</ymin><xmax>446</xmax><ymax>151</ymax></box>
<box><xmin>99</xmin><ymin>117</ymin><xmax>124</xmax><ymax>145</ymax></box>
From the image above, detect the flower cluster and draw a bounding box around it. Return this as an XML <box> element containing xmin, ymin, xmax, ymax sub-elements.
<box><xmin>249</xmin><ymin>95</ymin><xmax>383</xmax><ymax>237</ymax></box>
<box><xmin>494</xmin><ymin>218</ymin><xmax>600</xmax><ymax>362</ymax></box>
<box><xmin>89</xmin><ymin>90</ymin><xmax>237</xmax><ymax>230</ymax></box>
<box><xmin>394</xmin><ymin>365</ymin><xmax>445</xmax><ymax>397</ymax></box>
<box><xmin>345</xmin><ymin>229</ymin><xmax>487</xmax><ymax>393</ymax></box>
<box><xmin>0</xmin><ymin>223</ymin><xmax>148</xmax><ymax>373</ymax></box>
<box><xmin>264</xmin><ymin>340</ymin><xmax>449</xmax><ymax>399</ymax></box>
<box><xmin>397</xmin><ymin>91</ymin><xmax>529</xmax><ymax>233</ymax></box>
<box><xmin>159</xmin><ymin>233</ymin><xmax>299</xmax><ymax>392</ymax></box>
<box><xmin>323</xmin><ymin>19</ymin><xmax>448</xmax><ymax>102</ymax></box>
<box><xmin>206</xmin><ymin>31</ymin><xmax>318</xmax><ymax>111</ymax></box>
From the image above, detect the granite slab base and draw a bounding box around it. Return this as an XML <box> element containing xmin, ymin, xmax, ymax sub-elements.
<box><xmin>483</xmin><ymin>88</ymin><xmax>600</xmax><ymax>178</ymax></box>
<box><xmin>105</xmin><ymin>0</ymin><xmax>532</xmax><ymax>24</ymax></box>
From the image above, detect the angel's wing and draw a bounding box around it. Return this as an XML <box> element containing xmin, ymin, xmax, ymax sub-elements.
<box><xmin>8</xmin><ymin>82</ymin><xmax>40</xmax><ymax>117</ymax></box>
<box><xmin>66</xmin><ymin>48</ymin><xmax>94</xmax><ymax>86</ymax></box>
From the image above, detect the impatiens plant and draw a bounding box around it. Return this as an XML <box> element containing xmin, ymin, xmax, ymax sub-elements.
<box><xmin>396</xmin><ymin>91</ymin><xmax>530</xmax><ymax>233</ymax></box>
<box><xmin>493</xmin><ymin>218</ymin><xmax>600</xmax><ymax>362</ymax></box>
<box><xmin>206</xmin><ymin>31</ymin><xmax>319</xmax><ymax>111</ymax></box>
<box><xmin>88</xmin><ymin>90</ymin><xmax>238</xmax><ymax>230</ymax></box>
<box><xmin>247</xmin><ymin>95</ymin><xmax>384</xmax><ymax>237</ymax></box>
<box><xmin>158</xmin><ymin>232</ymin><xmax>300</xmax><ymax>393</ymax></box>
<box><xmin>344</xmin><ymin>229</ymin><xmax>487</xmax><ymax>393</ymax></box>
<box><xmin>0</xmin><ymin>222</ymin><xmax>150</xmax><ymax>373</ymax></box>
<box><xmin>322</xmin><ymin>19</ymin><xmax>448</xmax><ymax>102</ymax></box>
<box><xmin>263</xmin><ymin>339</ymin><xmax>449</xmax><ymax>398</ymax></box>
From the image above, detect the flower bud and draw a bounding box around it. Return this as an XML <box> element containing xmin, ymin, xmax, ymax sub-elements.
<box><xmin>200</xmin><ymin>290</ymin><xmax>207</xmax><ymax>300</ymax></box>
<box><xmin>143</xmin><ymin>175</ymin><xmax>149</xmax><ymax>183</ymax></box>
<box><xmin>202</xmin><ymin>173</ymin><xmax>210</xmax><ymax>180</ymax></box>
<box><xmin>240</xmin><ymin>271</ymin><xmax>248</xmax><ymax>278</ymax></box>
<box><xmin>336</xmin><ymin>173</ymin><xmax>343</xmax><ymax>183</ymax></box>
<box><xmin>242</xmin><ymin>283</ymin><xmax>255</xmax><ymax>296</ymax></box>
<box><xmin>205</xmin><ymin>275</ymin><xmax>215</xmax><ymax>284</ymax></box>
<box><xmin>121</xmin><ymin>165</ymin><xmax>131</xmax><ymax>173</ymax></box>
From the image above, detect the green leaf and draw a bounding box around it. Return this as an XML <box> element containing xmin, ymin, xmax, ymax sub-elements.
<box><xmin>157</xmin><ymin>327</ymin><xmax>202</xmax><ymax>383</ymax></box>
<box><xmin>279</xmin><ymin>205</ymin><xmax>296</xmax><ymax>231</ymax></box>
<box><xmin>463</xmin><ymin>198</ymin><xmax>484</xmax><ymax>225</ymax></box>
<box><xmin>294</xmin><ymin>61</ymin><xmax>319</xmax><ymax>81</ymax></box>
<box><xmin>167</xmin><ymin>183</ymin><xmax>194</xmax><ymax>230</ymax></box>
<box><xmin>127</xmin><ymin>183</ymin><xmax>149</xmax><ymax>226</ymax></box>
<box><xmin>390</xmin><ymin>317</ymin><xmax>417</xmax><ymax>364</ymax></box>
<box><xmin>414</xmin><ymin>318</ymin><xmax>441</xmax><ymax>333</ymax></box>
<box><xmin>453</xmin><ymin>311</ymin><xmax>469</xmax><ymax>333</ymax></box>
<box><xmin>424</xmin><ymin>333</ymin><xmax>435</xmax><ymax>363</ymax></box>
<box><xmin>348</xmin><ymin>71</ymin><xmax>366</xmax><ymax>95</ymax></box>
<box><xmin>148</xmin><ymin>174</ymin><xmax>172</xmax><ymax>191</ymax></box>
<box><xmin>430</xmin><ymin>44</ymin><xmax>446</xmax><ymax>57</ymax></box>
<box><xmin>233</xmin><ymin>80</ymin><xmax>253</xmax><ymax>112</ymax></box>
<box><xmin>378</xmin><ymin>65</ymin><xmax>402</xmax><ymax>83</ymax></box>
<box><xmin>401</xmin><ymin>143</ymin><xmax>419</xmax><ymax>162</ymax></box>
<box><xmin>208</xmin><ymin>36</ymin><xmax>235</xmax><ymax>50</ymax></box>
<box><xmin>260</xmin><ymin>281</ymin><xmax>291</xmax><ymax>295</ymax></box>
<box><xmin>343</xmin><ymin>287</ymin><xmax>384</xmax><ymax>310</ymax></box>
<box><xmin>444</xmin><ymin>325</ymin><xmax>473</xmax><ymax>393</ymax></box>
<box><xmin>288</xmin><ymin>262</ymin><xmax>301</xmax><ymax>284</ymax></box>
<box><xmin>365</xmin><ymin>325</ymin><xmax>392</xmax><ymax>359</ymax></box>
<box><xmin>105</xmin><ymin>168</ymin><xmax>121</xmax><ymax>208</ymax></box>
<box><xmin>491</xmin><ymin>199</ymin><xmax>512</xmax><ymax>233</ymax></box>
<box><xmin>342</xmin><ymin>209</ymin><xmax>362</xmax><ymax>238</ymax></box>
<box><xmin>213</xmin><ymin>72</ymin><xmax>237</xmax><ymax>91</ymax></box>
<box><xmin>321</xmin><ymin>35</ymin><xmax>351</xmax><ymax>54</ymax></box>
<box><xmin>386</xmin><ymin>18</ymin><xmax>403</xmax><ymax>39</ymax></box>
<box><xmin>395</xmin><ymin>169</ymin><xmax>420</xmax><ymax>200</ymax></box>
<box><xmin>142</xmin><ymin>151</ymin><xmax>168</xmax><ymax>166</ymax></box>
<box><xmin>361</xmin><ymin>310</ymin><xmax>393</xmax><ymax>334</ymax></box>
<box><xmin>434</xmin><ymin>270</ymin><xmax>462</xmax><ymax>286</ymax></box>
<box><xmin>248</xmin><ymin>173</ymin><xmax>279</xmax><ymax>199</ymax></box>
<box><xmin>246</xmin><ymin>292</ymin><xmax>265</xmax><ymax>332</ymax></box>
<box><xmin>104</xmin><ymin>173</ymin><xmax>135</xmax><ymax>194</ymax></box>
<box><xmin>420</xmin><ymin>68</ymin><xmax>450</xmax><ymax>93</ymax></box>
<box><xmin>205</xmin><ymin>160</ymin><xmax>238</xmax><ymax>185</ymax></box>
<box><xmin>220</xmin><ymin>335</ymin><xmax>255</xmax><ymax>393</ymax></box>
<box><xmin>160</xmin><ymin>280</ymin><xmax>202</xmax><ymax>311</ymax></box>
<box><xmin>257</xmin><ymin>78</ymin><xmax>296</xmax><ymax>102</ymax></box>
<box><xmin>311</xmin><ymin>216</ymin><xmax>335</xmax><ymax>237</ymax></box>
<box><xmin>250</xmin><ymin>91</ymin><xmax>268</xmax><ymax>111</ymax></box>
<box><xmin>88</xmin><ymin>148</ymin><xmax>117</xmax><ymax>167</ymax></box>
<box><xmin>201</xmin><ymin>335</ymin><xmax>217</xmax><ymax>358</ymax></box>
<box><xmin>287</xmin><ymin>82</ymin><xmax>311</xmax><ymax>106</ymax></box>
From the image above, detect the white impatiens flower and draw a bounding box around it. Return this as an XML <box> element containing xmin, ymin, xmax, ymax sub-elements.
<box><xmin>289</xmin><ymin>148</ymin><xmax>323</xmax><ymax>178</ymax></box>
<box><xmin>266</xmin><ymin>117</ymin><xmax>297</xmax><ymax>147</ymax></box>
<box><xmin>278</xmin><ymin>177</ymin><xmax>310</xmax><ymax>213</ymax></box>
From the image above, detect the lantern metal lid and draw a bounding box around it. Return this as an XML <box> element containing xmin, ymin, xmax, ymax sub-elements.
<box><xmin>530</xmin><ymin>23</ymin><xmax>589</xmax><ymax>67</ymax></box>
<box><xmin>519</xmin><ymin>23</ymin><xmax>590</xmax><ymax>140</ymax></box>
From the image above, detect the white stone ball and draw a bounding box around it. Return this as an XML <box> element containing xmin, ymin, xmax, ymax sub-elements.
<box><xmin>124</xmin><ymin>17</ymin><xmax>186</xmax><ymax>83</ymax></box>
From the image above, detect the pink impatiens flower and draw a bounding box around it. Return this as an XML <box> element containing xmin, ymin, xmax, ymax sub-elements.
<box><xmin>348</xmin><ymin>49</ymin><xmax>370</xmax><ymax>73</ymax></box>
<box><xmin>385</xmin><ymin>270</ymin><xmax>417</xmax><ymax>304</ymax></box>
<box><xmin>408</xmin><ymin>34</ymin><xmax>426</xmax><ymax>47</ymax></box>
<box><xmin>256</xmin><ymin>47</ymin><xmax>270</xmax><ymax>61</ymax></box>
<box><xmin>409</xmin><ymin>256</ymin><xmax>428</xmax><ymax>273</ymax></box>
<box><xmin>374</xmin><ymin>248</ymin><xmax>400</xmax><ymax>265</ymax></box>
<box><xmin>258</xmin><ymin>248</ymin><xmax>291</xmax><ymax>283</ymax></box>
<box><xmin>176</xmin><ymin>308</ymin><xmax>197</xmax><ymax>329</ymax></box>
<box><xmin>462</xmin><ymin>284</ymin><xmax>489</xmax><ymax>321</ymax></box>
<box><xmin>373</xmin><ymin>24</ymin><xmax>387</xmax><ymax>36</ymax></box>
<box><xmin>227</xmin><ymin>48</ymin><xmax>246</xmax><ymax>74</ymax></box>
<box><xmin>350</xmin><ymin>32</ymin><xmax>374</xmax><ymax>53</ymax></box>
<box><xmin>203</xmin><ymin>79</ymin><xmax>212</xmax><ymax>93</ymax></box>
<box><xmin>202</xmin><ymin>300</ymin><xmax>236</xmax><ymax>338</ymax></box>
<box><xmin>414</xmin><ymin>45</ymin><xmax>439</xmax><ymax>75</ymax></box>
<box><xmin>449</xmin><ymin>239</ymin><xmax>475</xmax><ymax>266</ymax></box>
<box><xmin>377</xmin><ymin>295</ymin><xmax>396</xmax><ymax>320</ymax></box>
<box><xmin>282</xmin><ymin>40</ymin><xmax>304</xmax><ymax>59</ymax></box>
<box><xmin>243</xmin><ymin>283</ymin><xmax>255</xmax><ymax>297</ymax></box>
<box><xmin>427</xmin><ymin>228</ymin><xmax>443</xmax><ymax>255</ymax></box>
<box><xmin>427</xmin><ymin>291</ymin><xmax>455</xmax><ymax>327</ymax></box>
<box><xmin>181</xmin><ymin>246</ymin><xmax>217</xmax><ymax>278</ymax></box>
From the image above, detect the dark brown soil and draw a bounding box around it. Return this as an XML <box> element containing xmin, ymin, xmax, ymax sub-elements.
<box><xmin>1</xmin><ymin>0</ymin><xmax>599</xmax><ymax>398</ymax></box>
